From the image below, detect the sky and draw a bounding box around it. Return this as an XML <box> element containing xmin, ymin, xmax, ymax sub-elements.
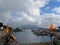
<box><xmin>0</xmin><ymin>0</ymin><xmax>60</xmax><ymax>28</ymax></box>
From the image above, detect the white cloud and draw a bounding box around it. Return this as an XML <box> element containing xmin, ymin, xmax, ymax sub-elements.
<box><xmin>0</xmin><ymin>0</ymin><xmax>52</xmax><ymax>28</ymax></box>
<box><xmin>0</xmin><ymin>0</ymin><xmax>60</xmax><ymax>28</ymax></box>
<box><xmin>53</xmin><ymin>7</ymin><xmax>60</xmax><ymax>14</ymax></box>
<box><xmin>34</xmin><ymin>0</ymin><xmax>49</xmax><ymax>8</ymax></box>
<box><xmin>41</xmin><ymin>13</ymin><xmax>60</xmax><ymax>28</ymax></box>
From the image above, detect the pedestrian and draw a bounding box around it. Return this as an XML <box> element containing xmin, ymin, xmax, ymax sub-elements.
<box><xmin>3</xmin><ymin>25</ymin><xmax>17</xmax><ymax>45</ymax></box>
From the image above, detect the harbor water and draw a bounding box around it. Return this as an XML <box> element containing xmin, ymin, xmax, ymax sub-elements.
<box><xmin>13</xmin><ymin>30</ymin><xmax>51</xmax><ymax>44</ymax></box>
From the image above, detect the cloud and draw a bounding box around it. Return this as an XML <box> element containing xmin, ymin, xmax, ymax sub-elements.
<box><xmin>34</xmin><ymin>0</ymin><xmax>49</xmax><ymax>8</ymax></box>
<box><xmin>53</xmin><ymin>7</ymin><xmax>60</xmax><ymax>14</ymax></box>
<box><xmin>0</xmin><ymin>0</ymin><xmax>50</xmax><ymax>28</ymax></box>
<box><xmin>0</xmin><ymin>0</ymin><xmax>60</xmax><ymax>28</ymax></box>
<box><xmin>41</xmin><ymin>13</ymin><xmax>60</xmax><ymax>28</ymax></box>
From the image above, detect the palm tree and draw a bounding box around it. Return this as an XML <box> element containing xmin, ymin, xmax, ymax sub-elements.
<box><xmin>0</xmin><ymin>22</ymin><xmax>3</xmax><ymax>29</ymax></box>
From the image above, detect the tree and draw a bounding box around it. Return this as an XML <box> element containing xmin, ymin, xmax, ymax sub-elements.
<box><xmin>0</xmin><ymin>22</ymin><xmax>3</xmax><ymax>28</ymax></box>
<box><xmin>58</xmin><ymin>26</ymin><xmax>60</xmax><ymax>29</ymax></box>
<box><xmin>3</xmin><ymin>25</ymin><xmax>7</xmax><ymax>29</ymax></box>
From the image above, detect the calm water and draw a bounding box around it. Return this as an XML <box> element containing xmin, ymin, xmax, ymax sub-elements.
<box><xmin>13</xmin><ymin>30</ymin><xmax>51</xmax><ymax>43</ymax></box>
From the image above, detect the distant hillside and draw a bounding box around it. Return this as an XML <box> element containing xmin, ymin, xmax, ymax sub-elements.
<box><xmin>19</xmin><ymin>25</ymin><xmax>39</xmax><ymax>29</ymax></box>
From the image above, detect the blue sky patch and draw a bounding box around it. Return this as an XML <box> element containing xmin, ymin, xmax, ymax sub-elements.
<box><xmin>40</xmin><ymin>0</ymin><xmax>60</xmax><ymax>15</ymax></box>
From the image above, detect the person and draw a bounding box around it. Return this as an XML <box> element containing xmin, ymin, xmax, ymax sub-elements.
<box><xmin>3</xmin><ymin>26</ymin><xmax>17</xmax><ymax>45</ymax></box>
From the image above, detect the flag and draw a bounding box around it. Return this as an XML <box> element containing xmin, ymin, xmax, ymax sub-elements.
<box><xmin>49</xmin><ymin>24</ymin><xmax>54</xmax><ymax>32</ymax></box>
<box><xmin>5</xmin><ymin>24</ymin><xmax>9</xmax><ymax>35</ymax></box>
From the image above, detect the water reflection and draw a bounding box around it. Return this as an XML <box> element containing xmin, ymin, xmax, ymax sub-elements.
<box><xmin>13</xmin><ymin>30</ymin><xmax>51</xmax><ymax>43</ymax></box>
